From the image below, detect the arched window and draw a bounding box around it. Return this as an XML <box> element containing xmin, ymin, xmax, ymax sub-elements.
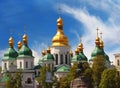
<box><xmin>65</xmin><ymin>54</ymin><xmax>67</xmax><ymax>64</ymax></box>
<box><xmin>117</xmin><ymin>59</ymin><xmax>119</xmax><ymax>66</ymax></box>
<box><xmin>26</xmin><ymin>78</ymin><xmax>32</xmax><ymax>84</ymax></box>
<box><xmin>26</xmin><ymin>62</ymin><xmax>28</xmax><ymax>68</ymax></box>
<box><xmin>55</xmin><ymin>54</ymin><xmax>58</xmax><ymax>65</ymax></box>
<box><xmin>20</xmin><ymin>62</ymin><xmax>22</xmax><ymax>68</ymax></box>
<box><xmin>60</xmin><ymin>54</ymin><xmax>63</xmax><ymax>64</ymax></box>
<box><xmin>4</xmin><ymin>63</ymin><xmax>7</xmax><ymax>69</ymax></box>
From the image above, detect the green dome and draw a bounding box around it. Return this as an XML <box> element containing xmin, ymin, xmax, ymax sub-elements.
<box><xmin>3</xmin><ymin>47</ymin><xmax>18</xmax><ymax>60</ymax></box>
<box><xmin>104</xmin><ymin>53</ymin><xmax>110</xmax><ymax>62</ymax></box>
<box><xmin>79</xmin><ymin>52</ymin><xmax>88</xmax><ymax>62</ymax></box>
<box><xmin>71</xmin><ymin>54</ymin><xmax>81</xmax><ymax>62</ymax></box>
<box><xmin>43</xmin><ymin>53</ymin><xmax>54</xmax><ymax>61</ymax></box>
<box><xmin>91</xmin><ymin>46</ymin><xmax>104</xmax><ymax>60</ymax></box>
<box><xmin>38</xmin><ymin>57</ymin><xmax>44</xmax><ymax>64</ymax></box>
<box><xmin>18</xmin><ymin>44</ymin><xmax>33</xmax><ymax>58</ymax></box>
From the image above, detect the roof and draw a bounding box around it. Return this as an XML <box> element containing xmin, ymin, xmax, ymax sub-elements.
<box><xmin>90</xmin><ymin>46</ymin><xmax>104</xmax><ymax>60</ymax></box>
<box><xmin>43</xmin><ymin>53</ymin><xmax>54</xmax><ymax>61</ymax></box>
<box><xmin>0</xmin><ymin>75</ymin><xmax>9</xmax><ymax>83</ymax></box>
<box><xmin>56</xmin><ymin>64</ymin><xmax>70</xmax><ymax>72</ymax></box>
<box><xmin>34</xmin><ymin>64</ymin><xmax>41</xmax><ymax>69</ymax></box>
<box><xmin>71</xmin><ymin>54</ymin><xmax>81</xmax><ymax>62</ymax></box>
<box><xmin>3</xmin><ymin>47</ymin><xmax>18</xmax><ymax>60</ymax></box>
<box><xmin>18</xmin><ymin>44</ymin><xmax>33</xmax><ymax>58</ymax></box>
<box><xmin>79</xmin><ymin>52</ymin><xmax>88</xmax><ymax>62</ymax></box>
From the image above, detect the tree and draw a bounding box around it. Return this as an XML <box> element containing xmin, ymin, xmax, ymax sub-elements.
<box><xmin>5</xmin><ymin>72</ymin><xmax>14</xmax><ymax>88</ymax></box>
<box><xmin>59</xmin><ymin>76</ymin><xmax>69</xmax><ymax>88</ymax></box>
<box><xmin>99</xmin><ymin>68</ymin><xmax>120</xmax><ymax>88</ymax></box>
<box><xmin>82</xmin><ymin>62</ymin><xmax>93</xmax><ymax>88</ymax></box>
<box><xmin>36</xmin><ymin>65</ymin><xmax>53</xmax><ymax>88</ymax></box>
<box><xmin>92</xmin><ymin>55</ymin><xmax>107</xmax><ymax>87</ymax></box>
<box><xmin>14</xmin><ymin>70</ymin><xmax>22</xmax><ymax>88</ymax></box>
<box><xmin>5</xmin><ymin>70</ymin><xmax>22</xmax><ymax>88</ymax></box>
<box><xmin>68</xmin><ymin>62</ymin><xmax>78</xmax><ymax>82</ymax></box>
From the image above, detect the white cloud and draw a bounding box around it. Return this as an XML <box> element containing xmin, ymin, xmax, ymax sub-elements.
<box><xmin>31</xmin><ymin>41</ymin><xmax>48</xmax><ymax>65</ymax></box>
<box><xmin>60</xmin><ymin>2</ymin><xmax>120</xmax><ymax>61</ymax></box>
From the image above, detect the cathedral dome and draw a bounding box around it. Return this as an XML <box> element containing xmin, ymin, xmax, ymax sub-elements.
<box><xmin>18</xmin><ymin>34</ymin><xmax>33</xmax><ymax>58</ymax></box>
<box><xmin>3</xmin><ymin>37</ymin><xmax>18</xmax><ymax>60</ymax></box>
<box><xmin>79</xmin><ymin>52</ymin><xmax>88</xmax><ymax>62</ymax></box>
<box><xmin>43</xmin><ymin>48</ymin><xmax>54</xmax><ymax>61</ymax></box>
<box><xmin>52</xmin><ymin>17</ymin><xmax>69</xmax><ymax>46</ymax></box>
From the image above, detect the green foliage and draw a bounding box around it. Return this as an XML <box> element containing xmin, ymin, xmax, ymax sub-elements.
<box><xmin>92</xmin><ymin>55</ymin><xmax>107</xmax><ymax>87</ymax></box>
<box><xmin>59</xmin><ymin>76</ymin><xmax>69</xmax><ymax>88</ymax></box>
<box><xmin>99</xmin><ymin>68</ymin><xmax>120</xmax><ymax>88</ymax></box>
<box><xmin>36</xmin><ymin>65</ymin><xmax>53</xmax><ymax>88</ymax></box>
<box><xmin>82</xmin><ymin>62</ymin><xmax>93</xmax><ymax>88</ymax></box>
<box><xmin>5</xmin><ymin>70</ymin><xmax>22</xmax><ymax>88</ymax></box>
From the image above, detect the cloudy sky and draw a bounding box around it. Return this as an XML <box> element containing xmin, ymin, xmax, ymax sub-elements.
<box><xmin>0</xmin><ymin>0</ymin><xmax>120</xmax><ymax>65</ymax></box>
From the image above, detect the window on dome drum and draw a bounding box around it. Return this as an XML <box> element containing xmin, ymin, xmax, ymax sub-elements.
<box><xmin>4</xmin><ymin>63</ymin><xmax>7</xmax><ymax>69</ymax></box>
<box><xmin>60</xmin><ymin>54</ymin><xmax>63</xmax><ymax>64</ymax></box>
<box><xmin>117</xmin><ymin>59</ymin><xmax>119</xmax><ymax>66</ymax></box>
<box><xmin>20</xmin><ymin>62</ymin><xmax>22</xmax><ymax>68</ymax></box>
<box><xmin>55</xmin><ymin>54</ymin><xmax>58</xmax><ymax>65</ymax></box>
<box><xmin>25</xmin><ymin>78</ymin><xmax>32</xmax><ymax>84</ymax></box>
<box><xmin>65</xmin><ymin>54</ymin><xmax>67</xmax><ymax>64</ymax></box>
<box><xmin>26</xmin><ymin>62</ymin><xmax>28</xmax><ymax>68</ymax></box>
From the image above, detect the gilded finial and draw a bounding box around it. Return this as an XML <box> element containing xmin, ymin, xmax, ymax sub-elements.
<box><xmin>18</xmin><ymin>41</ymin><xmax>22</xmax><ymax>50</ymax></box>
<box><xmin>47</xmin><ymin>47</ymin><xmax>51</xmax><ymax>53</ymax></box>
<box><xmin>75</xmin><ymin>48</ymin><xmax>79</xmax><ymax>54</ymax></box>
<box><xmin>96</xmin><ymin>27</ymin><xmax>99</xmax><ymax>37</ymax></box>
<box><xmin>23</xmin><ymin>25</ymin><xmax>28</xmax><ymax>45</ymax></box>
<box><xmin>78</xmin><ymin>35</ymin><xmax>83</xmax><ymax>52</ymax></box>
<box><xmin>100</xmin><ymin>31</ymin><xmax>104</xmax><ymax>49</ymax></box>
<box><xmin>9</xmin><ymin>29</ymin><xmax>14</xmax><ymax>47</ymax></box>
<box><xmin>95</xmin><ymin>27</ymin><xmax>100</xmax><ymax>46</ymax></box>
<box><xmin>42</xmin><ymin>50</ymin><xmax>46</xmax><ymax>56</ymax></box>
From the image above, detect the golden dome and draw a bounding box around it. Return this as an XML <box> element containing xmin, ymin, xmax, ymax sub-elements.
<box><xmin>42</xmin><ymin>50</ymin><xmax>46</xmax><ymax>56</ymax></box>
<box><xmin>9</xmin><ymin>37</ymin><xmax>14</xmax><ymax>47</ymax></box>
<box><xmin>78</xmin><ymin>44</ymin><xmax>83</xmax><ymax>52</ymax></box>
<box><xmin>47</xmin><ymin>47</ymin><xmax>51</xmax><ymax>53</ymax></box>
<box><xmin>18</xmin><ymin>41</ymin><xmax>22</xmax><ymax>50</ymax></box>
<box><xmin>100</xmin><ymin>40</ymin><xmax>104</xmax><ymax>49</ymax></box>
<box><xmin>95</xmin><ymin>36</ymin><xmax>100</xmax><ymax>46</ymax></box>
<box><xmin>23</xmin><ymin>34</ymin><xmax>28</xmax><ymax>44</ymax></box>
<box><xmin>75</xmin><ymin>48</ymin><xmax>79</xmax><ymax>54</ymax></box>
<box><xmin>52</xmin><ymin>17</ymin><xmax>69</xmax><ymax>46</ymax></box>
<box><xmin>57</xmin><ymin>17</ymin><xmax>63</xmax><ymax>27</ymax></box>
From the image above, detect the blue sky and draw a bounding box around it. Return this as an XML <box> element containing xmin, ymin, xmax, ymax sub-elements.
<box><xmin>0</xmin><ymin>0</ymin><xmax>120</xmax><ymax>64</ymax></box>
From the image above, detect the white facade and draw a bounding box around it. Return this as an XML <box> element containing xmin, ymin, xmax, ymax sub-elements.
<box><xmin>17</xmin><ymin>57</ymin><xmax>34</xmax><ymax>69</ymax></box>
<box><xmin>51</xmin><ymin>46</ymin><xmax>71</xmax><ymax>66</ymax></box>
<box><xmin>2</xmin><ymin>59</ymin><xmax>17</xmax><ymax>72</ymax></box>
<box><xmin>114</xmin><ymin>54</ymin><xmax>120</xmax><ymax>71</ymax></box>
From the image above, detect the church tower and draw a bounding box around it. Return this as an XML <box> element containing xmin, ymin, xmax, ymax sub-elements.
<box><xmin>2</xmin><ymin>36</ymin><xmax>18</xmax><ymax>72</ymax></box>
<box><xmin>17</xmin><ymin>33</ymin><xmax>34</xmax><ymax>69</ymax></box>
<box><xmin>51</xmin><ymin>17</ymin><xmax>71</xmax><ymax>66</ymax></box>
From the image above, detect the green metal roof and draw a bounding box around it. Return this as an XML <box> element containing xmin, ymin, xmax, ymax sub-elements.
<box><xmin>34</xmin><ymin>64</ymin><xmax>41</xmax><ymax>69</ymax></box>
<box><xmin>43</xmin><ymin>53</ymin><xmax>54</xmax><ymax>61</ymax></box>
<box><xmin>18</xmin><ymin>44</ymin><xmax>33</xmax><ymax>58</ymax></box>
<box><xmin>56</xmin><ymin>64</ymin><xmax>70</xmax><ymax>72</ymax></box>
<box><xmin>79</xmin><ymin>52</ymin><xmax>88</xmax><ymax>62</ymax></box>
<box><xmin>3</xmin><ymin>47</ymin><xmax>18</xmax><ymax>60</ymax></box>
<box><xmin>90</xmin><ymin>46</ymin><xmax>104</xmax><ymax>60</ymax></box>
<box><xmin>71</xmin><ymin>54</ymin><xmax>81</xmax><ymax>62</ymax></box>
<box><xmin>0</xmin><ymin>75</ymin><xmax>9</xmax><ymax>83</ymax></box>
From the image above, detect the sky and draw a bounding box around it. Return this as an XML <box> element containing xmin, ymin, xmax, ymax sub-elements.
<box><xmin>0</xmin><ymin>0</ymin><xmax>120</xmax><ymax>65</ymax></box>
